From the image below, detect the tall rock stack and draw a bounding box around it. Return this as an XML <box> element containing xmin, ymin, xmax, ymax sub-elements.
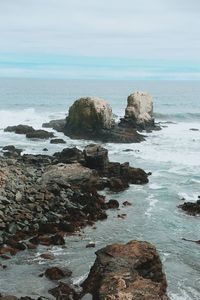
<box><xmin>120</xmin><ymin>92</ymin><xmax>155</xmax><ymax>130</ymax></box>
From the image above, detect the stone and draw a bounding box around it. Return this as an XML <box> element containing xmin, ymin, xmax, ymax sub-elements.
<box><xmin>54</xmin><ymin>147</ymin><xmax>83</xmax><ymax>164</ymax></box>
<box><xmin>82</xmin><ymin>240</ymin><xmax>169</xmax><ymax>300</ymax></box>
<box><xmin>45</xmin><ymin>266</ymin><xmax>72</xmax><ymax>280</ymax></box>
<box><xmin>50</xmin><ymin>138</ymin><xmax>66</xmax><ymax>144</ymax></box>
<box><xmin>106</xmin><ymin>199</ymin><xmax>119</xmax><ymax>209</ymax></box>
<box><xmin>4</xmin><ymin>125</ymin><xmax>34</xmax><ymax>135</ymax></box>
<box><xmin>42</xmin><ymin>119</ymin><xmax>66</xmax><ymax>132</ymax></box>
<box><xmin>40</xmin><ymin>253</ymin><xmax>55</xmax><ymax>260</ymax></box>
<box><xmin>26</xmin><ymin>130</ymin><xmax>54</xmax><ymax>139</ymax></box>
<box><xmin>83</xmin><ymin>144</ymin><xmax>109</xmax><ymax>172</ymax></box>
<box><xmin>178</xmin><ymin>199</ymin><xmax>200</xmax><ymax>216</ymax></box>
<box><xmin>120</xmin><ymin>92</ymin><xmax>155</xmax><ymax>130</ymax></box>
<box><xmin>86</xmin><ymin>242</ymin><xmax>96</xmax><ymax>248</ymax></box>
<box><xmin>49</xmin><ymin>282</ymin><xmax>78</xmax><ymax>300</ymax></box>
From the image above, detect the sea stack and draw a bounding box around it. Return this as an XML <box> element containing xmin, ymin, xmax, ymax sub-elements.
<box><xmin>120</xmin><ymin>92</ymin><xmax>154</xmax><ymax>130</ymax></box>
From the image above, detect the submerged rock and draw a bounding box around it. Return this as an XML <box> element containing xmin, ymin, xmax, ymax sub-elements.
<box><xmin>4</xmin><ymin>125</ymin><xmax>34</xmax><ymax>135</ymax></box>
<box><xmin>82</xmin><ymin>240</ymin><xmax>169</xmax><ymax>300</ymax></box>
<box><xmin>50</xmin><ymin>138</ymin><xmax>66</xmax><ymax>144</ymax></box>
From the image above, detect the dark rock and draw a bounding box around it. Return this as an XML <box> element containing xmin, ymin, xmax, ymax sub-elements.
<box><xmin>40</xmin><ymin>253</ymin><xmax>55</xmax><ymax>260</ymax></box>
<box><xmin>43</xmin><ymin>148</ymin><xmax>48</xmax><ymax>152</ymax></box>
<box><xmin>86</xmin><ymin>242</ymin><xmax>96</xmax><ymax>248</ymax></box>
<box><xmin>42</xmin><ymin>119</ymin><xmax>66</xmax><ymax>132</ymax></box>
<box><xmin>26</xmin><ymin>130</ymin><xmax>54</xmax><ymax>139</ymax></box>
<box><xmin>50</xmin><ymin>138</ymin><xmax>66</xmax><ymax>144</ymax></box>
<box><xmin>58</xmin><ymin>221</ymin><xmax>75</xmax><ymax>233</ymax></box>
<box><xmin>49</xmin><ymin>282</ymin><xmax>78</xmax><ymax>300</ymax></box>
<box><xmin>82</xmin><ymin>240</ymin><xmax>169</xmax><ymax>300</ymax></box>
<box><xmin>4</xmin><ymin>125</ymin><xmax>34</xmax><ymax>135</ymax></box>
<box><xmin>45</xmin><ymin>266</ymin><xmax>72</xmax><ymax>280</ymax></box>
<box><xmin>108</xmin><ymin>177</ymin><xmax>128</xmax><ymax>192</ymax></box>
<box><xmin>123</xmin><ymin>201</ymin><xmax>132</xmax><ymax>206</ymax></box>
<box><xmin>54</xmin><ymin>147</ymin><xmax>83</xmax><ymax>164</ymax></box>
<box><xmin>83</xmin><ymin>144</ymin><xmax>109</xmax><ymax>172</ymax></box>
<box><xmin>190</xmin><ymin>128</ymin><xmax>199</xmax><ymax>131</ymax></box>
<box><xmin>106</xmin><ymin>199</ymin><xmax>119</xmax><ymax>209</ymax></box>
<box><xmin>50</xmin><ymin>233</ymin><xmax>65</xmax><ymax>245</ymax></box>
<box><xmin>178</xmin><ymin>199</ymin><xmax>200</xmax><ymax>216</ymax></box>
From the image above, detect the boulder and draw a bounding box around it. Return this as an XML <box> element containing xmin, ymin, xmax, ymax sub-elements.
<box><xmin>4</xmin><ymin>125</ymin><xmax>34</xmax><ymax>135</ymax></box>
<box><xmin>26</xmin><ymin>130</ymin><xmax>54</xmax><ymax>139</ymax></box>
<box><xmin>120</xmin><ymin>92</ymin><xmax>154</xmax><ymax>130</ymax></box>
<box><xmin>50</xmin><ymin>138</ymin><xmax>66</xmax><ymax>144</ymax></box>
<box><xmin>45</xmin><ymin>266</ymin><xmax>72</xmax><ymax>280</ymax></box>
<box><xmin>42</xmin><ymin>163</ymin><xmax>97</xmax><ymax>186</ymax></box>
<box><xmin>178</xmin><ymin>199</ymin><xmax>200</xmax><ymax>216</ymax></box>
<box><xmin>54</xmin><ymin>147</ymin><xmax>83</xmax><ymax>164</ymax></box>
<box><xmin>83</xmin><ymin>144</ymin><xmax>109</xmax><ymax>172</ymax></box>
<box><xmin>82</xmin><ymin>240</ymin><xmax>169</xmax><ymax>300</ymax></box>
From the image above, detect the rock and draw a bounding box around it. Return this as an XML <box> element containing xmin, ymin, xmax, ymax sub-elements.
<box><xmin>54</xmin><ymin>147</ymin><xmax>83</xmax><ymax>164</ymax></box>
<box><xmin>49</xmin><ymin>282</ymin><xmax>78</xmax><ymax>300</ymax></box>
<box><xmin>189</xmin><ymin>128</ymin><xmax>199</xmax><ymax>131</ymax></box>
<box><xmin>4</xmin><ymin>125</ymin><xmax>34</xmax><ymax>135</ymax></box>
<box><xmin>26</xmin><ymin>130</ymin><xmax>54</xmax><ymax>139</ymax></box>
<box><xmin>178</xmin><ymin>199</ymin><xmax>200</xmax><ymax>216</ymax></box>
<box><xmin>123</xmin><ymin>201</ymin><xmax>132</xmax><ymax>206</ymax></box>
<box><xmin>119</xmin><ymin>92</ymin><xmax>155</xmax><ymax>130</ymax></box>
<box><xmin>0</xmin><ymin>296</ymin><xmax>18</xmax><ymax>300</ymax></box>
<box><xmin>50</xmin><ymin>138</ymin><xmax>66</xmax><ymax>144</ymax></box>
<box><xmin>42</xmin><ymin>119</ymin><xmax>66</xmax><ymax>132</ymax></box>
<box><xmin>83</xmin><ymin>144</ymin><xmax>109</xmax><ymax>172</ymax></box>
<box><xmin>40</xmin><ymin>253</ymin><xmax>55</xmax><ymax>260</ymax></box>
<box><xmin>45</xmin><ymin>266</ymin><xmax>72</xmax><ymax>280</ymax></box>
<box><xmin>42</xmin><ymin>163</ymin><xmax>97</xmax><ymax>186</ymax></box>
<box><xmin>43</xmin><ymin>148</ymin><xmax>48</xmax><ymax>152</ymax></box>
<box><xmin>86</xmin><ymin>242</ymin><xmax>96</xmax><ymax>248</ymax></box>
<box><xmin>82</xmin><ymin>240</ymin><xmax>169</xmax><ymax>300</ymax></box>
<box><xmin>108</xmin><ymin>177</ymin><xmax>128</xmax><ymax>192</ymax></box>
<box><xmin>65</xmin><ymin>97</ymin><xmax>114</xmax><ymax>139</ymax></box>
<box><xmin>106</xmin><ymin>199</ymin><xmax>119</xmax><ymax>209</ymax></box>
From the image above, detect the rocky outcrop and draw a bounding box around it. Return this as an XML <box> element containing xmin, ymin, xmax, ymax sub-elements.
<box><xmin>42</xmin><ymin>119</ymin><xmax>66</xmax><ymax>132</ymax></box>
<box><xmin>50</xmin><ymin>138</ymin><xmax>66</xmax><ymax>144</ymax></box>
<box><xmin>119</xmin><ymin>92</ymin><xmax>155</xmax><ymax>130</ymax></box>
<box><xmin>26</xmin><ymin>130</ymin><xmax>54</xmax><ymax>139</ymax></box>
<box><xmin>82</xmin><ymin>240</ymin><xmax>169</xmax><ymax>300</ymax></box>
<box><xmin>178</xmin><ymin>199</ymin><xmax>200</xmax><ymax>216</ymax></box>
<box><xmin>4</xmin><ymin>124</ymin><xmax>54</xmax><ymax>139</ymax></box>
<box><xmin>64</xmin><ymin>97</ymin><xmax>144</xmax><ymax>143</ymax></box>
<box><xmin>4</xmin><ymin>125</ymin><xmax>35</xmax><ymax>135</ymax></box>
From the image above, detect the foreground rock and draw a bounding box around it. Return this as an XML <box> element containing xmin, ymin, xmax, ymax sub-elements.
<box><xmin>178</xmin><ymin>199</ymin><xmax>200</xmax><ymax>216</ymax></box>
<box><xmin>64</xmin><ymin>97</ymin><xmax>144</xmax><ymax>143</ymax></box>
<box><xmin>119</xmin><ymin>92</ymin><xmax>155</xmax><ymax>130</ymax></box>
<box><xmin>82</xmin><ymin>240</ymin><xmax>169</xmax><ymax>300</ymax></box>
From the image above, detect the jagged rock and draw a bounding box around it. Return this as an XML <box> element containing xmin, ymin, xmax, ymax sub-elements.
<box><xmin>49</xmin><ymin>282</ymin><xmax>78</xmax><ymax>300</ymax></box>
<box><xmin>83</xmin><ymin>144</ymin><xmax>109</xmax><ymax>172</ymax></box>
<box><xmin>82</xmin><ymin>240</ymin><xmax>169</xmax><ymax>300</ymax></box>
<box><xmin>178</xmin><ymin>199</ymin><xmax>200</xmax><ymax>216</ymax></box>
<box><xmin>54</xmin><ymin>147</ymin><xmax>83</xmax><ymax>164</ymax></box>
<box><xmin>120</xmin><ymin>92</ymin><xmax>155</xmax><ymax>130</ymax></box>
<box><xmin>45</xmin><ymin>266</ymin><xmax>72</xmax><ymax>280</ymax></box>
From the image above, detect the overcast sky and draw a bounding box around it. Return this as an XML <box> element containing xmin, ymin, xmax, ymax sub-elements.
<box><xmin>1</xmin><ymin>0</ymin><xmax>200</xmax><ymax>79</ymax></box>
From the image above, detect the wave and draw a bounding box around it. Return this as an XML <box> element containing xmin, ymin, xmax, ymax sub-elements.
<box><xmin>154</xmin><ymin>112</ymin><xmax>200</xmax><ymax>122</ymax></box>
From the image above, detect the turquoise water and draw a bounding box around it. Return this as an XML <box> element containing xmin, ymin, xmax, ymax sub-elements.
<box><xmin>0</xmin><ymin>79</ymin><xmax>200</xmax><ymax>299</ymax></box>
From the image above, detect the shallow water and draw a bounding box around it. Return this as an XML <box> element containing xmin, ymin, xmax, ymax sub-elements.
<box><xmin>0</xmin><ymin>79</ymin><xmax>200</xmax><ymax>299</ymax></box>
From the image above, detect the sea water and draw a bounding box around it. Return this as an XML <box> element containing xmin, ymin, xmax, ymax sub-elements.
<box><xmin>0</xmin><ymin>79</ymin><xmax>200</xmax><ymax>299</ymax></box>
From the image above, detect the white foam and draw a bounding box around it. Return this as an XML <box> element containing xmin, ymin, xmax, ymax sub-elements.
<box><xmin>144</xmin><ymin>194</ymin><xmax>158</xmax><ymax>217</ymax></box>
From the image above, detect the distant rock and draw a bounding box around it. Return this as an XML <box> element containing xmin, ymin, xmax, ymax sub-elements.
<box><xmin>4</xmin><ymin>125</ymin><xmax>34</xmax><ymax>135</ymax></box>
<box><xmin>82</xmin><ymin>240</ymin><xmax>169</xmax><ymax>300</ymax></box>
<box><xmin>178</xmin><ymin>199</ymin><xmax>200</xmax><ymax>216</ymax></box>
<box><xmin>189</xmin><ymin>128</ymin><xmax>199</xmax><ymax>131</ymax></box>
<box><xmin>50</xmin><ymin>138</ymin><xmax>66</xmax><ymax>144</ymax></box>
<box><xmin>26</xmin><ymin>130</ymin><xmax>54</xmax><ymax>139</ymax></box>
<box><xmin>42</xmin><ymin>119</ymin><xmax>66</xmax><ymax>132</ymax></box>
<box><xmin>119</xmin><ymin>92</ymin><xmax>155</xmax><ymax>130</ymax></box>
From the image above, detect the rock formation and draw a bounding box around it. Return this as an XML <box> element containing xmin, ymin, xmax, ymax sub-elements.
<box><xmin>119</xmin><ymin>92</ymin><xmax>154</xmax><ymax>130</ymax></box>
<box><xmin>82</xmin><ymin>240</ymin><xmax>169</xmax><ymax>300</ymax></box>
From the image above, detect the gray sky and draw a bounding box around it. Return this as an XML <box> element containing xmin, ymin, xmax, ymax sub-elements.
<box><xmin>0</xmin><ymin>0</ymin><xmax>200</xmax><ymax>78</ymax></box>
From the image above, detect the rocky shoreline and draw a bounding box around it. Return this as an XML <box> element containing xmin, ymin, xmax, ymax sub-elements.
<box><xmin>0</xmin><ymin>143</ymin><xmax>170</xmax><ymax>299</ymax></box>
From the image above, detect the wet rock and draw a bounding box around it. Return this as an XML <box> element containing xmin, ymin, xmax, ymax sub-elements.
<box><xmin>40</xmin><ymin>253</ymin><xmax>55</xmax><ymax>260</ymax></box>
<box><xmin>26</xmin><ymin>130</ymin><xmax>54</xmax><ymax>139</ymax></box>
<box><xmin>123</xmin><ymin>201</ymin><xmax>132</xmax><ymax>206</ymax></box>
<box><xmin>86</xmin><ymin>242</ymin><xmax>96</xmax><ymax>248</ymax></box>
<box><xmin>178</xmin><ymin>199</ymin><xmax>200</xmax><ymax>216</ymax></box>
<box><xmin>0</xmin><ymin>296</ymin><xmax>18</xmax><ymax>300</ymax></box>
<box><xmin>4</xmin><ymin>125</ymin><xmax>34</xmax><ymax>135</ymax></box>
<box><xmin>106</xmin><ymin>199</ymin><xmax>119</xmax><ymax>209</ymax></box>
<box><xmin>189</xmin><ymin>128</ymin><xmax>199</xmax><ymax>131</ymax></box>
<box><xmin>108</xmin><ymin>177</ymin><xmax>128</xmax><ymax>192</ymax></box>
<box><xmin>54</xmin><ymin>147</ymin><xmax>83</xmax><ymax>164</ymax></box>
<box><xmin>50</xmin><ymin>138</ymin><xmax>66</xmax><ymax>144</ymax></box>
<box><xmin>83</xmin><ymin>144</ymin><xmax>108</xmax><ymax>173</ymax></box>
<box><xmin>82</xmin><ymin>240</ymin><xmax>169</xmax><ymax>300</ymax></box>
<box><xmin>45</xmin><ymin>266</ymin><xmax>72</xmax><ymax>280</ymax></box>
<box><xmin>49</xmin><ymin>282</ymin><xmax>78</xmax><ymax>300</ymax></box>
<box><xmin>42</xmin><ymin>119</ymin><xmax>66</xmax><ymax>132</ymax></box>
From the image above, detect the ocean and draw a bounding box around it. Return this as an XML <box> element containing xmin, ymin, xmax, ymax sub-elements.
<box><xmin>0</xmin><ymin>78</ymin><xmax>200</xmax><ymax>299</ymax></box>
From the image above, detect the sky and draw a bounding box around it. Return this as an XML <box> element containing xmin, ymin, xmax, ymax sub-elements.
<box><xmin>0</xmin><ymin>0</ymin><xmax>200</xmax><ymax>79</ymax></box>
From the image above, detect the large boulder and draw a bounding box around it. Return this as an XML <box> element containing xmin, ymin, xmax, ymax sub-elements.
<box><xmin>120</xmin><ymin>92</ymin><xmax>154</xmax><ymax>130</ymax></box>
<box><xmin>82</xmin><ymin>240</ymin><xmax>169</xmax><ymax>300</ymax></box>
<box><xmin>64</xmin><ymin>97</ymin><xmax>114</xmax><ymax>139</ymax></box>
<box><xmin>83</xmin><ymin>144</ymin><xmax>109</xmax><ymax>173</ymax></box>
